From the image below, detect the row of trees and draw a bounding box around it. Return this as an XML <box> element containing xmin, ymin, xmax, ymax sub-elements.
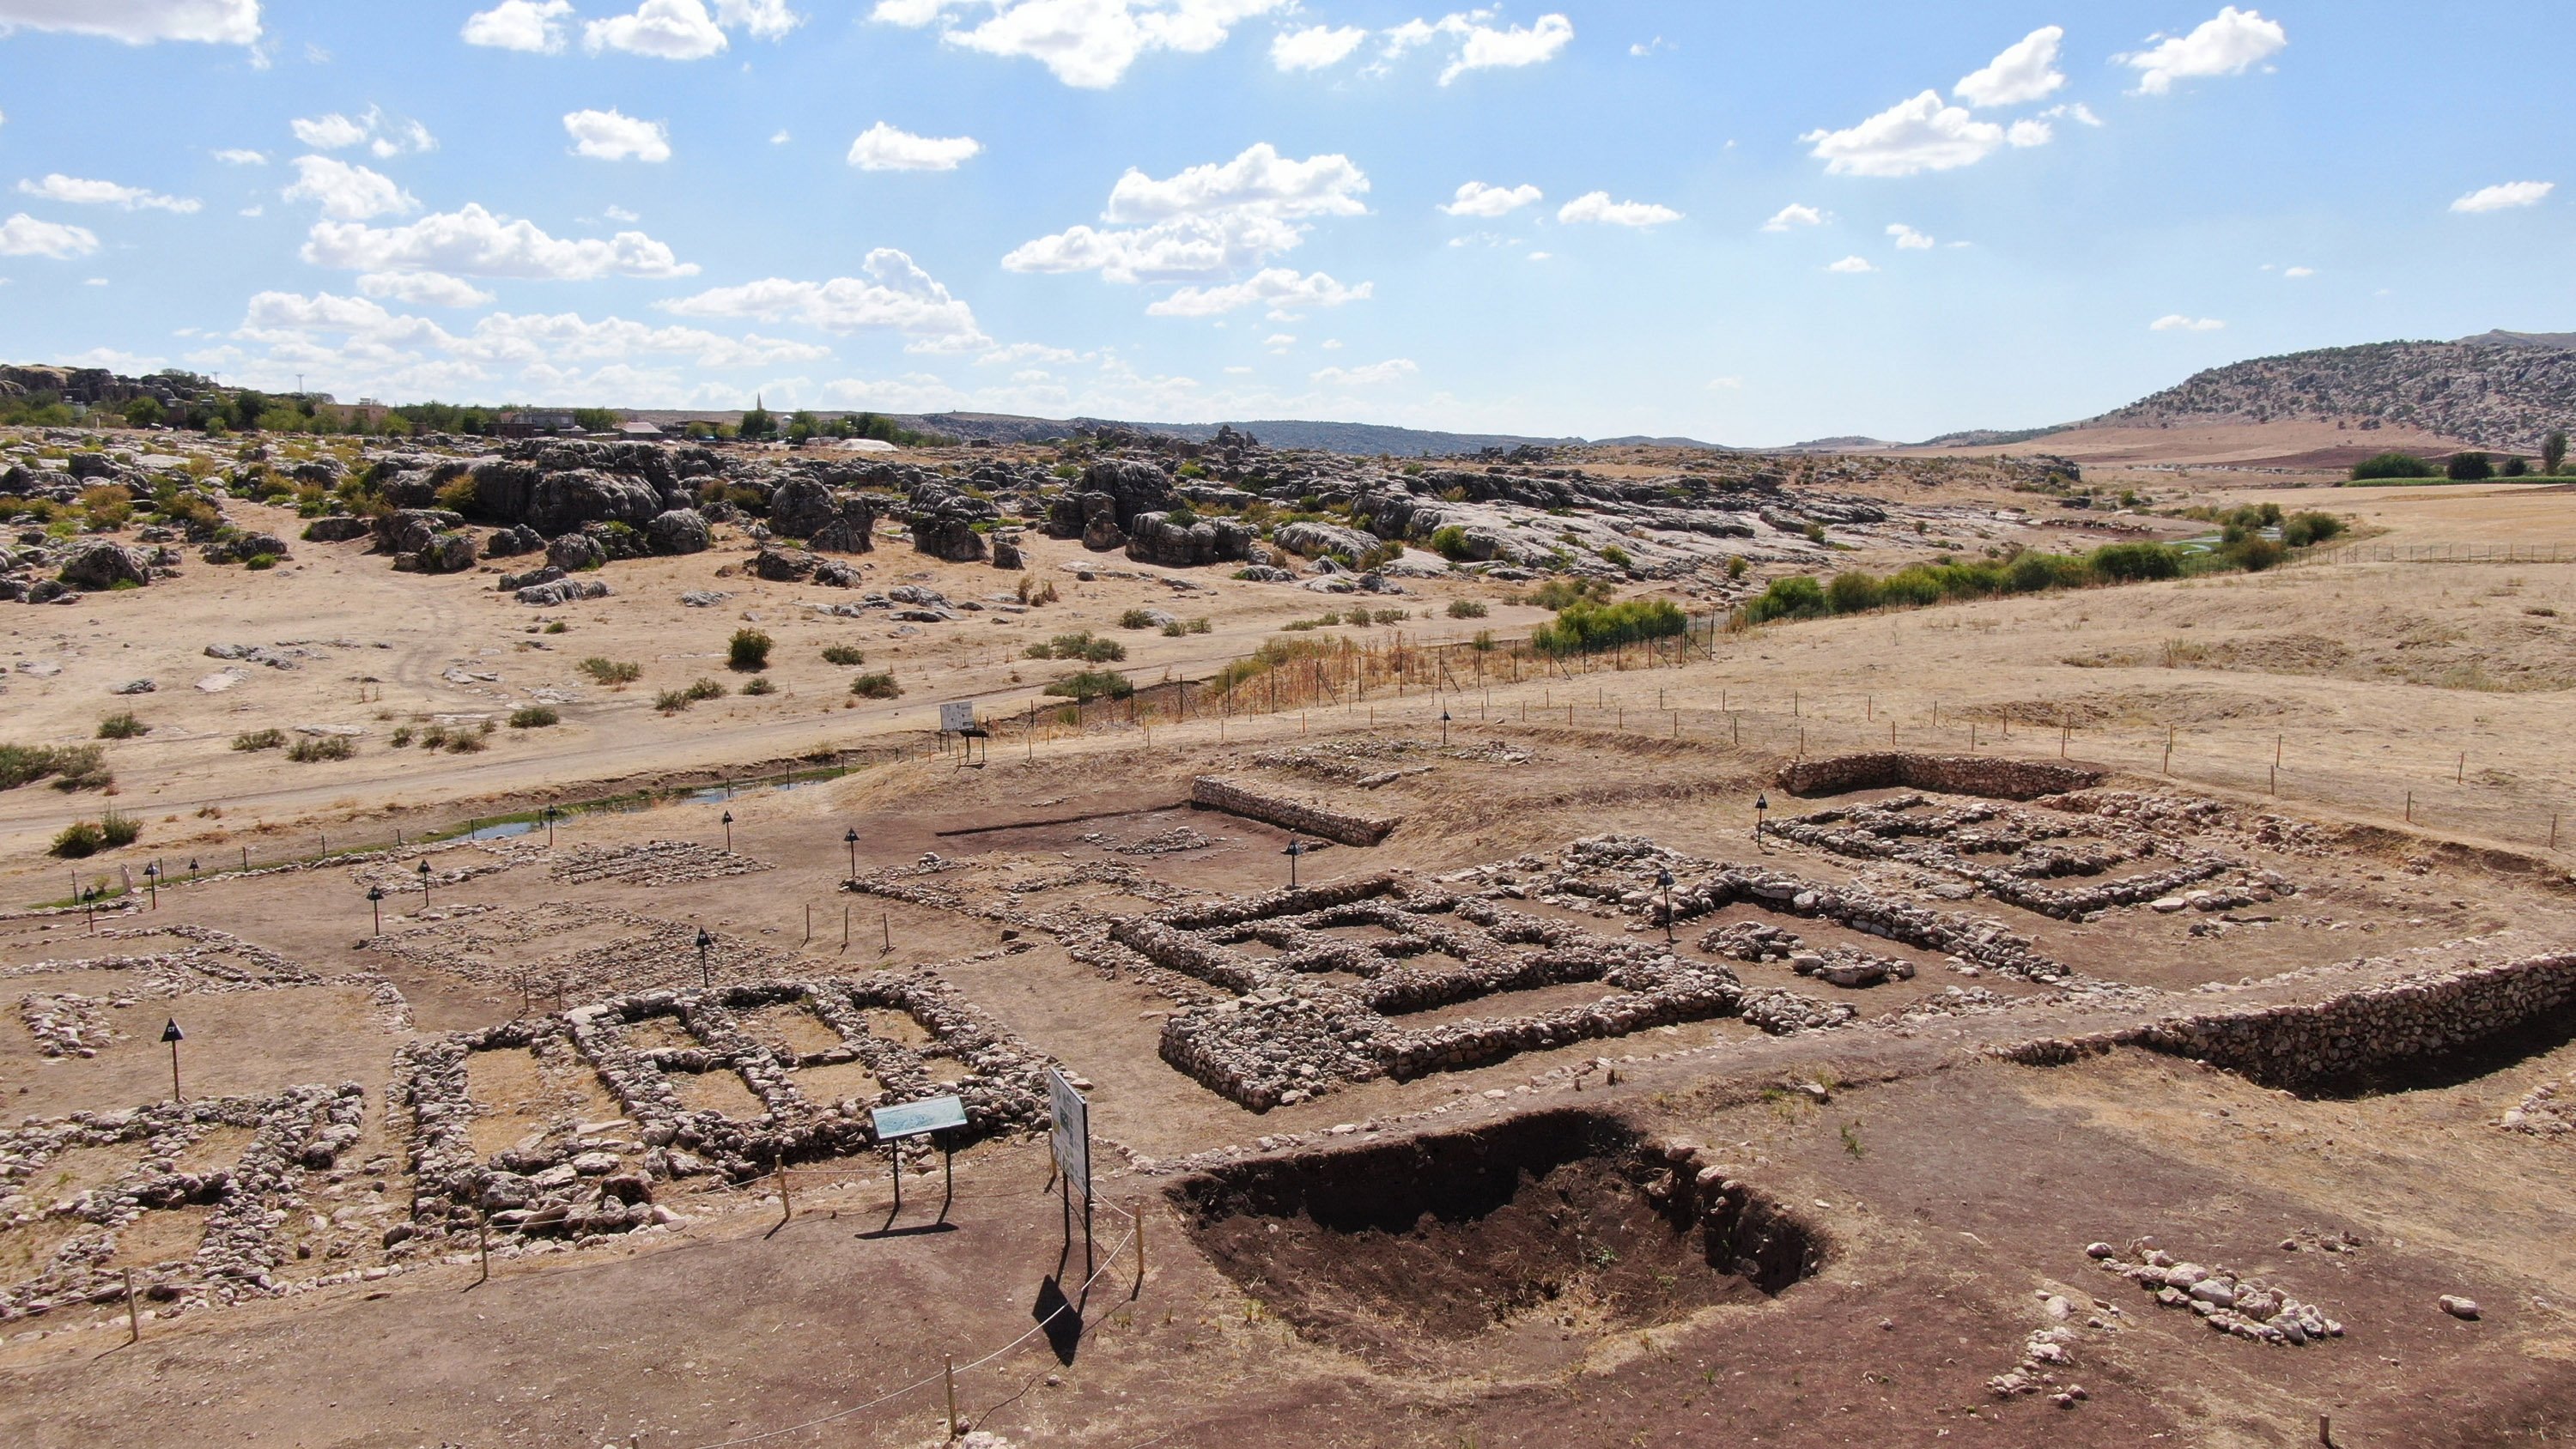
<box><xmin>2353</xmin><ymin>430</ymin><xmax>2569</xmax><ymax>482</ymax></box>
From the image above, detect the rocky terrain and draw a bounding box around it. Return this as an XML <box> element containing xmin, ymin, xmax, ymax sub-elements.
<box><xmin>2078</xmin><ymin>333</ymin><xmax>2576</xmax><ymax>454</ymax></box>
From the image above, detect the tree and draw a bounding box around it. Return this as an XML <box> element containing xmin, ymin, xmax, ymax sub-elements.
<box><xmin>573</xmin><ymin>408</ymin><xmax>620</xmax><ymax>433</ymax></box>
<box><xmin>738</xmin><ymin>395</ymin><xmax>776</xmax><ymax>439</ymax></box>
<box><xmin>2545</xmin><ymin>430</ymin><xmax>2568</xmax><ymax>475</ymax></box>
<box><xmin>787</xmin><ymin>409</ymin><xmax>820</xmax><ymax>441</ymax></box>
<box><xmin>118</xmin><ymin>394</ymin><xmax>164</xmax><ymax>427</ymax></box>
<box><xmin>2446</xmin><ymin>450</ymin><xmax>2494</xmax><ymax>482</ymax></box>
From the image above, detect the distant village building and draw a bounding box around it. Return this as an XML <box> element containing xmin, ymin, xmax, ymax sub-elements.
<box><xmin>492</xmin><ymin>409</ymin><xmax>580</xmax><ymax>438</ymax></box>
<box><xmin>618</xmin><ymin>421</ymin><xmax>665</xmax><ymax>440</ymax></box>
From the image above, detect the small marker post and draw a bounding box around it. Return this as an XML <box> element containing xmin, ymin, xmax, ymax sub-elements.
<box><xmin>125</xmin><ymin>1268</ymin><xmax>140</xmax><ymax>1344</ymax></box>
<box><xmin>161</xmin><ymin>1018</ymin><xmax>184</xmax><ymax>1102</ymax></box>
<box><xmin>477</xmin><ymin>1210</ymin><xmax>491</xmax><ymax>1285</ymax></box>
<box><xmin>945</xmin><ymin>1355</ymin><xmax>959</xmax><ymax>1440</ymax></box>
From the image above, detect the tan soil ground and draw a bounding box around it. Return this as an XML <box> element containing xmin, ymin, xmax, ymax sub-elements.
<box><xmin>2</xmin><ymin>452</ymin><xmax>2574</xmax><ymax>1446</ymax></box>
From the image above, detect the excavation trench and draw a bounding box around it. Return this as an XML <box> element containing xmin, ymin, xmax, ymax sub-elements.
<box><xmin>1170</xmin><ymin>1109</ymin><xmax>1821</xmax><ymax>1373</ymax></box>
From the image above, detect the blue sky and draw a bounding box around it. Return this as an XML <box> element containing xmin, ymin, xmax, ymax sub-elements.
<box><xmin>0</xmin><ymin>1</ymin><xmax>2566</xmax><ymax>443</ymax></box>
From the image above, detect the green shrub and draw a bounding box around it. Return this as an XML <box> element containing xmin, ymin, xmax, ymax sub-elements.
<box><xmin>821</xmin><ymin>644</ymin><xmax>866</xmax><ymax>666</ymax></box>
<box><xmin>850</xmin><ymin>671</ymin><xmax>902</xmax><ymax>699</ymax></box>
<box><xmin>1598</xmin><ymin>544</ymin><xmax>1633</xmax><ymax>571</ymax></box>
<box><xmin>1430</xmin><ymin>524</ymin><xmax>1473</xmax><ymax>561</ymax></box>
<box><xmin>443</xmin><ymin>731</ymin><xmax>487</xmax><ymax>754</ymax></box>
<box><xmin>1801</xmin><ymin>522</ymin><xmax>1827</xmax><ymax>545</ymax></box>
<box><xmin>741</xmin><ymin>676</ymin><xmax>776</xmax><ymax>695</ymax></box>
<box><xmin>654</xmin><ymin>688</ymin><xmax>691</xmax><ymax>713</ymax></box>
<box><xmin>2281</xmin><ymin>512</ymin><xmax>2347</xmax><ymax>548</ymax></box>
<box><xmin>2446</xmin><ymin>451</ymin><xmax>2494</xmax><ymax>482</ymax></box>
<box><xmin>1532</xmin><ymin>598</ymin><xmax>1687</xmax><ymax>654</ymax></box>
<box><xmin>286</xmin><ymin>735</ymin><xmax>355</xmax><ymax>762</ymax></box>
<box><xmin>580</xmin><ymin>658</ymin><xmax>641</xmax><ymax>686</ymax></box>
<box><xmin>50</xmin><ymin>821</ymin><xmax>106</xmax><ymax>858</ymax></box>
<box><xmin>1161</xmin><ymin>620</ymin><xmax>1188</xmax><ymax>637</ymax></box>
<box><xmin>2089</xmin><ymin>542</ymin><xmax>2183</xmax><ymax>582</ymax></box>
<box><xmin>0</xmin><ymin>743</ymin><xmax>109</xmax><ymax>791</ymax></box>
<box><xmin>1825</xmin><ymin>572</ymin><xmax>1883</xmax><ymax>614</ymax></box>
<box><xmin>727</xmin><ymin>628</ymin><xmax>774</xmax><ymax>671</ymax></box>
<box><xmin>1188</xmin><ymin>617</ymin><xmax>1212</xmax><ymax>634</ymax></box>
<box><xmin>391</xmin><ymin>726</ymin><xmax>415</xmax><ymax>748</ymax></box>
<box><xmin>96</xmin><ymin>712</ymin><xmax>147</xmax><ymax>741</ymax></box>
<box><xmin>1447</xmin><ymin>598</ymin><xmax>1488</xmax><ymax>619</ymax></box>
<box><xmin>1117</xmin><ymin>608</ymin><xmax>1157</xmax><ymax>630</ymax></box>
<box><xmin>433</xmin><ymin>475</ymin><xmax>481</xmax><ymax>514</ymax></box>
<box><xmin>1726</xmin><ymin>556</ymin><xmax>1748</xmax><ymax>580</ymax></box>
<box><xmin>1043</xmin><ymin>669</ymin><xmax>1134</xmax><ymax>700</ymax></box>
<box><xmin>1528</xmin><ymin>576</ymin><xmax>1612</xmax><ymax>610</ymax></box>
<box><xmin>1030</xmin><ymin>631</ymin><xmax>1124</xmax><ymax>663</ymax></box>
<box><xmin>2350</xmin><ymin>452</ymin><xmax>2433</xmax><ymax>482</ymax></box>
<box><xmin>683</xmin><ymin>678</ymin><xmax>726</xmax><ymax>701</ymax></box>
<box><xmin>507</xmin><ymin>706</ymin><xmax>560</xmax><ymax>728</ymax></box>
<box><xmin>231</xmin><ymin>728</ymin><xmax>287</xmax><ymax>751</ymax></box>
<box><xmin>543</xmin><ymin>621</ymin><xmax>568</xmax><ymax>634</ymax></box>
<box><xmin>1745</xmin><ymin>576</ymin><xmax>1828</xmax><ymax>624</ymax></box>
<box><xmin>418</xmin><ymin>724</ymin><xmax>450</xmax><ymax>749</ymax></box>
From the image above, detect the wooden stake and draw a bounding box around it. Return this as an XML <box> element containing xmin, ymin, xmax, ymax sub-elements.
<box><xmin>776</xmin><ymin>1150</ymin><xmax>793</xmax><ymax>1224</ymax></box>
<box><xmin>478</xmin><ymin>1210</ymin><xmax>491</xmax><ymax>1285</ymax></box>
<box><xmin>945</xmin><ymin>1354</ymin><xmax>960</xmax><ymax>1440</ymax></box>
<box><xmin>125</xmin><ymin>1268</ymin><xmax>140</xmax><ymax>1344</ymax></box>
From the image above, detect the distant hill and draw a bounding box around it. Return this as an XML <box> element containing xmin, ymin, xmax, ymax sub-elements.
<box><xmin>2075</xmin><ymin>334</ymin><xmax>2576</xmax><ymax>452</ymax></box>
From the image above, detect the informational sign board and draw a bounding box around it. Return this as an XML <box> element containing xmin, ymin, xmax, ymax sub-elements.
<box><xmin>939</xmin><ymin>701</ymin><xmax>976</xmax><ymax>735</ymax></box>
<box><xmin>1048</xmin><ymin>1067</ymin><xmax>1090</xmax><ymax>1200</ymax></box>
<box><xmin>871</xmin><ymin>1094</ymin><xmax>966</xmax><ymax>1142</ymax></box>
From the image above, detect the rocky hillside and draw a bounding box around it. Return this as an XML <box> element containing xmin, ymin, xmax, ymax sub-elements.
<box><xmin>2085</xmin><ymin>334</ymin><xmax>2576</xmax><ymax>452</ymax></box>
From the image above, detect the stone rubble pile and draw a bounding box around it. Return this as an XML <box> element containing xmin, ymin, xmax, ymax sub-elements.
<box><xmin>2088</xmin><ymin>1240</ymin><xmax>2345</xmax><ymax>1346</ymax></box>
<box><xmin>1190</xmin><ymin>775</ymin><xmax>1400</xmax><ymax>847</ymax></box>
<box><xmin>547</xmin><ymin>840</ymin><xmax>775</xmax><ymax>887</ymax></box>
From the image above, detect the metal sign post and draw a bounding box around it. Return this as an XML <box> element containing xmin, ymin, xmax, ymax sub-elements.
<box><xmin>872</xmin><ymin>1094</ymin><xmax>968</xmax><ymax>1221</ymax></box>
<box><xmin>161</xmin><ymin>1019</ymin><xmax>184</xmax><ymax>1102</ymax></box>
<box><xmin>939</xmin><ymin>701</ymin><xmax>989</xmax><ymax>767</ymax></box>
<box><xmin>1048</xmin><ymin>1068</ymin><xmax>1092</xmax><ymax>1277</ymax></box>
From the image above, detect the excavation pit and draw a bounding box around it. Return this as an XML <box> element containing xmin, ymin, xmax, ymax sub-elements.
<box><xmin>1173</xmin><ymin>1111</ymin><xmax>1822</xmax><ymax>1373</ymax></box>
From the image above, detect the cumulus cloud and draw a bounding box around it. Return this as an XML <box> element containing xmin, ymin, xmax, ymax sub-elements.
<box><xmin>302</xmin><ymin>203</ymin><xmax>698</xmax><ymax>280</ymax></box>
<box><xmin>1886</xmin><ymin>223</ymin><xmax>1934</xmax><ymax>249</ymax></box>
<box><xmin>1557</xmin><ymin>191</ymin><xmax>1680</xmax><ymax>227</ymax></box>
<box><xmin>2007</xmin><ymin>118</ymin><xmax>2052</xmax><ymax>148</ymax></box>
<box><xmin>1802</xmin><ymin>89</ymin><xmax>2029</xmax><ymax>177</ymax></box>
<box><xmin>2150</xmin><ymin>314</ymin><xmax>2225</xmax><ymax>331</ymax></box>
<box><xmin>871</xmin><ymin>0</ymin><xmax>1294</xmax><ymax>89</ymax></box>
<box><xmin>2281</xmin><ymin>265</ymin><xmax>2315</xmax><ymax>278</ymax></box>
<box><xmin>1006</xmin><ymin>142</ymin><xmax>1366</xmax><ymax>285</ymax></box>
<box><xmin>462</xmin><ymin>0</ymin><xmax>573</xmax><ymax>52</ymax></box>
<box><xmin>283</xmin><ymin>156</ymin><xmax>416</xmax><ymax>221</ymax></box>
<box><xmin>1953</xmin><ymin>25</ymin><xmax>2064</xmax><ymax>107</ymax></box>
<box><xmin>2451</xmin><ymin>180</ymin><xmax>2552</xmax><ymax>213</ymax></box>
<box><xmin>1143</xmin><ymin>267</ymin><xmax>1370</xmax><ymax>318</ymax></box>
<box><xmin>0</xmin><ymin>212</ymin><xmax>100</xmax><ymax>257</ymax></box>
<box><xmin>17</xmin><ymin>173</ymin><xmax>200</xmax><ymax>213</ymax></box>
<box><xmin>2122</xmin><ymin>6</ymin><xmax>2286</xmax><ymax>95</ymax></box>
<box><xmin>292</xmin><ymin>106</ymin><xmax>435</xmax><ymax>157</ymax></box>
<box><xmin>585</xmin><ymin>0</ymin><xmax>728</xmax><ymax>59</ymax></box>
<box><xmin>2043</xmin><ymin>100</ymin><xmax>2105</xmax><ymax>127</ymax></box>
<box><xmin>1310</xmin><ymin>357</ymin><xmax>1416</xmax><ymax>387</ymax></box>
<box><xmin>847</xmin><ymin>121</ymin><xmax>981</xmax><ymax>171</ymax></box>
<box><xmin>659</xmin><ymin>247</ymin><xmax>987</xmax><ymax>350</ymax></box>
<box><xmin>1761</xmin><ymin>202</ymin><xmax>1826</xmax><ymax>232</ymax></box>
<box><xmin>1431</xmin><ymin>10</ymin><xmax>1571</xmax><ymax>85</ymax></box>
<box><xmin>1441</xmin><ymin>181</ymin><xmax>1540</xmax><ymax>218</ymax></box>
<box><xmin>1826</xmin><ymin>255</ymin><xmax>1875</xmax><ymax>273</ymax></box>
<box><xmin>716</xmin><ymin>0</ymin><xmax>801</xmax><ymax>39</ymax></box>
<box><xmin>212</xmin><ymin>148</ymin><xmax>268</xmax><ymax>166</ymax></box>
<box><xmin>356</xmin><ymin>270</ymin><xmax>496</xmax><ymax>307</ymax></box>
<box><xmin>1271</xmin><ymin>22</ymin><xmax>1364</xmax><ymax>70</ymax></box>
<box><xmin>564</xmin><ymin>108</ymin><xmax>672</xmax><ymax>162</ymax></box>
<box><xmin>0</xmin><ymin>0</ymin><xmax>260</xmax><ymax>45</ymax></box>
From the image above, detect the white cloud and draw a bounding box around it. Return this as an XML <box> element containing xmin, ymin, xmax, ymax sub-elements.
<box><xmin>283</xmin><ymin>156</ymin><xmax>416</xmax><ymax>221</ymax></box>
<box><xmin>1802</xmin><ymin>90</ymin><xmax>2026</xmax><ymax>177</ymax></box>
<box><xmin>1441</xmin><ymin>180</ymin><xmax>1540</xmax><ymax>217</ymax></box>
<box><xmin>1263</xmin><ymin>332</ymin><xmax>1295</xmax><ymax>351</ymax></box>
<box><xmin>1319</xmin><ymin>338</ymin><xmax>1340</xmax><ymax>349</ymax></box>
<box><xmin>847</xmin><ymin>121</ymin><xmax>981</xmax><ymax>171</ymax></box>
<box><xmin>1310</xmin><ymin>357</ymin><xmax>1416</xmax><ymax>387</ymax></box>
<box><xmin>1953</xmin><ymin>25</ymin><xmax>2063</xmax><ymax>108</ymax></box>
<box><xmin>0</xmin><ymin>212</ymin><xmax>100</xmax><ymax>258</ymax></box>
<box><xmin>769</xmin><ymin>130</ymin><xmax>791</xmax><ymax>144</ymax></box>
<box><xmin>302</xmin><ymin>203</ymin><xmax>698</xmax><ymax>280</ymax></box>
<box><xmin>356</xmin><ymin>270</ymin><xmax>496</xmax><ymax>307</ymax></box>
<box><xmin>1761</xmin><ymin>202</ymin><xmax>1826</xmax><ymax>232</ymax></box>
<box><xmin>1006</xmin><ymin>142</ymin><xmax>1366</xmax><ymax>285</ymax></box>
<box><xmin>462</xmin><ymin>0</ymin><xmax>574</xmax><ymax>52</ymax></box>
<box><xmin>2451</xmin><ymin>180</ymin><xmax>2552</xmax><ymax>214</ymax></box>
<box><xmin>872</xmin><ymin>0</ymin><xmax>1294</xmax><ymax>89</ymax></box>
<box><xmin>1526</xmin><ymin>250</ymin><xmax>1549</xmax><ymax>261</ymax></box>
<box><xmin>1433</xmin><ymin>11</ymin><xmax>1572</xmax><ymax>86</ymax></box>
<box><xmin>292</xmin><ymin>106</ymin><xmax>434</xmax><ymax>156</ymax></box>
<box><xmin>2123</xmin><ymin>6</ymin><xmax>2287</xmax><ymax>95</ymax></box>
<box><xmin>586</xmin><ymin>0</ymin><xmax>728</xmax><ymax>59</ymax></box>
<box><xmin>292</xmin><ymin>112</ymin><xmax>371</xmax><ymax>150</ymax></box>
<box><xmin>2281</xmin><ymin>264</ymin><xmax>2315</xmax><ymax>279</ymax></box>
<box><xmin>716</xmin><ymin>0</ymin><xmax>801</xmax><ymax>39</ymax></box>
<box><xmin>17</xmin><ymin>173</ymin><xmax>199</xmax><ymax>213</ymax></box>
<box><xmin>1629</xmin><ymin>36</ymin><xmax>1667</xmax><ymax>58</ymax></box>
<box><xmin>1886</xmin><ymin>223</ymin><xmax>1934</xmax><ymax>250</ymax></box>
<box><xmin>975</xmin><ymin>341</ymin><xmax>1081</xmax><ymax>366</ymax></box>
<box><xmin>659</xmin><ymin>247</ymin><xmax>987</xmax><ymax>350</ymax></box>
<box><xmin>564</xmin><ymin>108</ymin><xmax>672</xmax><ymax>162</ymax></box>
<box><xmin>1271</xmin><ymin>22</ymin><xmax>1364</xmax><ymax>70</ymax></box>
<box><xmin>2007</xmin><ymin>118</ymin><xmax>2052</xmax><ymax>148</ymax></box>
<box><xmin>1706</xmin><ymin>376</ymin><xmax>1741</xmax><ymax>391</ymax></box>
<box><xmin>604</xmin><ymin>204</ymin><xmax>641</xmax><ymax>221</ymax></box>
<box><xmin>2043</xmin><ymin>100</ymin><xmax>2104</xmax><ymax>127</ymax></box>
<box><xmin>62</xmin><ymin>346</ymin><xmax>165</xmax><ymax>371</ymax></box>
<box><xmin>0</xmin><ymin>0</ymin><xmax>260</xmax><ymax>45</ymax></box>
<box><xmin>1558</xmin><ymin>191</ymin><xmax>1680</xmax><ymax>227</ymax></box>
<box><xmin>817</xmin><ymin>372</ymin><xmax>969</xmax><ymax>412</ymax></box>
<box><xmin>2149</xmin><ymin>314</ymin><xmax>2225</xmax><ymax>331</ymax></box>
<box><xmin>1144</xmin><ymin>267</ymin><xmax>1370</xmax><ymax>318</ymax></box>
<box><xmin>212</xmin><ymin>148</ymin><xmax>268</xmax><ymax>166</ymax></box>
<box><xmin>1826</xmin><ymin>255</ymin><xmax>1875</xmax><ymax>273</ymax></box>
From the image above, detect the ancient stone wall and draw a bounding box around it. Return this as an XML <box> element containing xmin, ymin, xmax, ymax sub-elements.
<box><xmin>1777</xmin><ymin>753</ymin><xmax>2105</xmax><ymax>801</ymax></box>
<box><xmin>1190</xmin><ymin>776</ymin><xmax>1398</xmax><ymax>847</ymax></box>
